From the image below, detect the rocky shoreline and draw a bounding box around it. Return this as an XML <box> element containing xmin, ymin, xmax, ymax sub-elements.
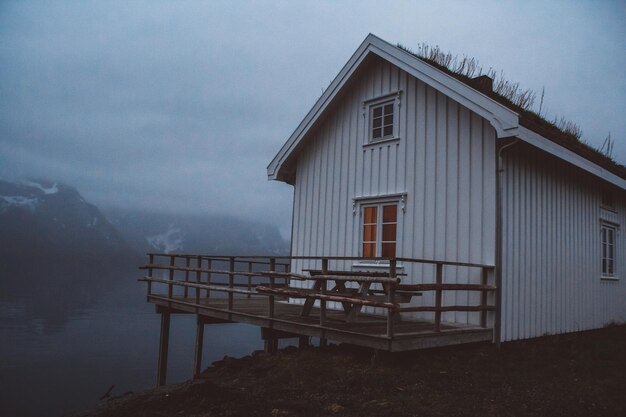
<box><xmin>75</xmin><ymin>325</ymin><xmax>625</xmax><ymax>417</ymax></box>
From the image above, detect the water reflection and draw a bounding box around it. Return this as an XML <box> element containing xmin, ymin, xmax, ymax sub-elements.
<box><xmin>0</xmin><ymin>263</ymin><xmax>264</xmax><ymax>417</ymax></box>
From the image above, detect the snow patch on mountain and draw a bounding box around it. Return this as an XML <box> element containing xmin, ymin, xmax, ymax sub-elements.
<box><xmin>147</xmin><ymin>225</ymin><xmax>184</xmax><ymax>253</ymax></box>
<box><xmin>24</xmin><ymin>181</ymin><xmax>59</xmax><ymax>195</ymax></box>
<box><xmin>0</xmin><ymin>195</ymin><xmax>39</xmax><ymax>212</ymax></box>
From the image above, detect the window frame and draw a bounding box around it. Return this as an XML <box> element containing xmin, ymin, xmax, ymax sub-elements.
<box><xmin>363</xmin><ymin>91</ymin><xmax>402</xmax><ymax>145</ymax></box>
<box><xmin>360</xmin><ymin>203</ymin><xmax>398</xmax><ymax>259</ymax></box>
<box><xmin>600</xmin><ymin>221</ymin><xmax>618</xmax><ymax>280</ymax></box>
<box><xmin>353</xmin><ymin>193</ymin><xmax>406</xmax><ymax>267</ymax></box>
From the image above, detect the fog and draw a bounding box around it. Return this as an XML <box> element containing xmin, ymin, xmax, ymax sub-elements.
<box><xmin>1</xmin><ymin>0</ymin><xmax>624</xmax><ymax>233</ymax></box>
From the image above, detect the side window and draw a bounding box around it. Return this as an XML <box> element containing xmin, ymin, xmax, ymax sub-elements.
<box><xmin>601</xmin><ymin>223</ymin><xmax>617</xmax><ymax>278</ymax></box>
<box><xmin>361</xmin><ymin>203</ymin><xmax>397</xmax><ymax>258</ymax></box>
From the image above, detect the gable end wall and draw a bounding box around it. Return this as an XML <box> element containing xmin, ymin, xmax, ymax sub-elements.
<box><xmin>289</xmin><ymin>56</ymin><xmax>497</xmax><ymax>326</ymax></box>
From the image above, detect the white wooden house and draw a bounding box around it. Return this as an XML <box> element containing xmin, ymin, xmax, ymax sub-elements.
<box><xmin>267</xmin><ymin>34</ymin><xmax>626</xmax><ymax>343</ymax></box>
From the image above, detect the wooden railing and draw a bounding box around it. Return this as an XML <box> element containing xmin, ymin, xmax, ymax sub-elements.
<box><xmin>140</xmin><ymin>254</ymin><xmax>496</xmax><ymax>337</ymax></box>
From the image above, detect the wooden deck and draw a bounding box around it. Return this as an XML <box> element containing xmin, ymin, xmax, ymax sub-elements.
<box><xmin>148</xmin><ymin>294</ymin><xmax>493</xmax><ymax>352</ymax></box>
<box><xmin>142</xmin><ymin>253</ymin><xmax>496</xmax><ymax>386</ymax></box>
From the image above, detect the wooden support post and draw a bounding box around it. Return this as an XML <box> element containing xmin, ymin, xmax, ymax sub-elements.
<box><xmin>434</xmin><ymin>263</ymin><xmax>443</xmax><ymax>332</ymax></box>
<box><xmin>195</xmin><ymin>256</ymin><xmax>201</xmax><ymax>305</ymax></box>
<box><xmin>157</xmin><ymin>308</ymin><xmax>171</xmax><ymax>387</ymax></box>
<box><xmin>193</xmin><ymin>316</ymin><xmax>205</xmax><ymax>379</ymax></box>
<box><xmin>320</xmin><ymin>258</ymin><xmax>328</xmax><ymax>326</ymax></box>
<box><xmin>299</xmin><ymin>336</ymin><xmax>309</xmax><ymax>348</ymax></box>
<box><xmin>387</xmin><ymin>259</ymin><xmax>396</xmax><ymax>338</ymax></box>
<box><xmin>228</xmin><ymin>257</ymin><xmax>235</xmax><ymax>311</ymax></box>
<box><xmin>261</xmin><ymin>327</ymin><xmax>279</xmax><ymax>354</ymax></box>
<box><xmin>168</xmin><ymin>256</ymin><xmax>175</xmax><ymax>299</ymax></box>
<box><xmin>320</xmin><ymin>336</ymin><xmax>327</xmax><ymax>348</ymax></box>
<box><xmin>480</xmin><ymin>267</ymin><xmax>488</xmax><ymax>328</ymax></box>
<box><xmin>269</xmin><ymin>258</ymin><xmax>276</xmax><ymax>318</ymax></box>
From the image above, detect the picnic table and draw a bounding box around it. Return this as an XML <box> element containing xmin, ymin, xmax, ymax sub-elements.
<box><xmin>256</xmin><ymin>268</ymin><xmax>420</xmax><ymax>322</ymax></box>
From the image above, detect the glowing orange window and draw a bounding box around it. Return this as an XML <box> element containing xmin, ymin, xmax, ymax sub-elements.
<box><xmin>362</xmin><ymin>204</ymin><xmax>397</xmax><ymax>258</ymax></box>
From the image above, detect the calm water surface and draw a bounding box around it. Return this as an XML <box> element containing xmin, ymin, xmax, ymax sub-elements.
<box><xmin>0</xmin><ymin>269</ymin><xmax>264</xmax><ymax>417</ymax></box>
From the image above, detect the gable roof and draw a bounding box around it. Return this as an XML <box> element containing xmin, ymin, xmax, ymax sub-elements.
<box><xmin>268</xmin><ymin>34</ymin><xmax>626</xmax><ymax>190</ymax></box>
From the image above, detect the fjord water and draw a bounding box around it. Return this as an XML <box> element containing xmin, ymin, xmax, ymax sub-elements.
<box><xmin>0</xmin><ymin>267</ymin><xmax>263</xmax><ymax>417</ymax></box>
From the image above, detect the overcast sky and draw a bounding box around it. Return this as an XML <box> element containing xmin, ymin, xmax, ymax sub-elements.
<box><xmin>1</xmin><ymin>0</ymin><xmax>624</xmax><ymax>235</ymax></box>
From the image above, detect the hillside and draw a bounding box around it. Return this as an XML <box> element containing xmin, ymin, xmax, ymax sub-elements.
<box><xmin>0</xmin><ymin>179</ymin><xmax>137</xmax><ymax>275</ymax></box>
<box><xmin>104</xmin><ymin>208</ymin><xmax>290</xmax><ymax>256</ymax></box>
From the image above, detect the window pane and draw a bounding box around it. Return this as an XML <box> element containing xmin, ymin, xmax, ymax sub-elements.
<box><xmin>384</xmin><ymin>115</ymin><xmax>393</xmax><ymax>126</ymax></box>
<box><xmin>382</xmin><ymin>205</ymin><xmax>397</xmax><ymax>222</ymax></box>
<box><xmin>363</xmin><ymin>242</ymin><xmax>376</xmax><ymax>258</ymax></box>
<box><xmin>608</xmin><ymin>229</ymin><xmax>614</xmax><ymax>244</ymax></box>
<box><xmin>383</xmin><ymin>126</ymin><xmax>393</xmax><ymax>137</ymax></box>
<box><xmin>373</xmin><ymin>128</ymin><xmax>382</xmax><ymax>138</ymax></box>
<box><xmin>382</xmin><ymin>242</ymin><xmax>396</xmax><ymax>258</ymax></box>
<box><xmin>373</xmin><ymin>106</ymin><xmax>382</xmax><ymax>117</ymax></box>
<box><xmin>602</xmin><ymin>259</ymin><xmax>607</xmax><ymax>274</ymax></box>
<box><xmin>373</xmin><ymin>117</ymin><xmax>382</xmax><ymax>128</ymax></box>
<box><xmin>384</xmin><ymin>103</ymin><xmax>393</xmax><ymax>114</ymax></box>
<box><xmin>363</xmin><ymin>224</ymin><xmax>377</xmax><ymax>241</ymax></box>
<box><xmin>608</xmin><ymin>260</ymin><xmax>614</xmax><ymax>274</ymax></box>
<box><xmin>382</xmin><ymin>223</ymin><xmax>396</xmax><ymax>241</ymax></box>
<box><xmin>364</xmin><ymin>206</ymin><xmax>377</xmax><ymax>223</ymax></box>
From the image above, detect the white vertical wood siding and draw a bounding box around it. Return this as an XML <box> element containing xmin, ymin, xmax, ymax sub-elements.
<box><xmin>289</xmin><ymin>56</ymin><xmax>496</xmax><ymax>325</ymax></box>
<box><xmin>500</xmin><ymin>143</ymin><xmax>626</xmax><ymax>341</ymax></box>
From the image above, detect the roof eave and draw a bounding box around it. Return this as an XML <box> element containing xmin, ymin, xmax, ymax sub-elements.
<box><xmin>517</xmin><ymin>126</ymin><xmax>626</xmax><ymax>190</ymax></box>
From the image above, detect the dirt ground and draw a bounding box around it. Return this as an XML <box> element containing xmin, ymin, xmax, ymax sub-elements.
<box><xmin>76</xmin><ymin>325</ymin><xmax>626</xmax><ymax>417</ymax></box>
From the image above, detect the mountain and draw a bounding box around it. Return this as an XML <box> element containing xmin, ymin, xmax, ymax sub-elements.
<box><xmin>0</xmin><ymin>179</ymin><xmax>137</xmax><ymax>276</ymax></box>
<box><xmin>104</xmin><ymin>208</ymin><xmax>290</xmax><ymax>256</ymax></box>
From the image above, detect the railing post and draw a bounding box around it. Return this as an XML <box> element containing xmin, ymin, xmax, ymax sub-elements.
<box><xmin>247</xmin><ymin>261</ymin><xmax>253</xmax><ymax>299</ymax></box>
<box><xmin>206</xmin><ymin>258</ymin><xmax>212</xmax><ymax>298</ymax></box>
<box><xmin>387</xmin><ymin>258</ymin><xmax>397</xmax><ymax>338</ymax></box>
<box><xmin>284</xmin><ymin>260</ymin><xmax>290</xmax><ymax>286</ymax></box>
<box><xmin>228</xmin><ymin>257</ymin><xmax>235</xmax><ymax>311</ymax></box>
<box><xmin>269</xmin><ymin>258</ymin><xmax>276</xmax><ymax>318</ymax></box>
<box><xmin>168</xmin><ymin>255</ymin><xmax>175</xmax><ymax>300</ymax></box>
<box><xmin>434</xmin><ymin>263</ymin><xmax>443</xmax><ymax>332</ymax></box>
<box><xmin>147</xmin><ymin>254</ymin><xmax>154</xmax><ymax>296</ymax></box>
<box><xmin>480</xmin><ymin>267</ymin><xmax>488</xmax><ymax>328</ymax></box>
<box><xmin>320</xmin><ymin>258</ymin><xmax>328</xmax><ymax>326</ymax></box>
<box><xmin>184</xmin><ymin>256</ymin><xmax>190</xmax><ymax>299</ymax></box>
<box><xmin>195</xmin><ymin>256</ymin><xmax>201</xmax><ymax>306</ymax></box>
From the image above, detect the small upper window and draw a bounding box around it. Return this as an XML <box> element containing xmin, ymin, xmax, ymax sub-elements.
<box><xmin>370</xmin><ymin>102</ymin><xmax>394</xmax><ymax>141</ymax></box>
<box><xmin>363</xmin><ymin>91</ymin><xmax>401</xmax><ymax>144</ymax></box>
<box><xmin>601</xmin><ymin>189</ymin><xmax>615</xmax><ymax>209</ymax></box>
<box><xmin>601</xmin><ymin>223</ymin><xmax>617</xmax><ymax>278</ymax></box>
